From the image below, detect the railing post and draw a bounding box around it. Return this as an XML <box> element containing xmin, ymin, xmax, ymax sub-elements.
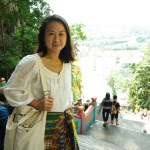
<box><xmin>77</xmin><ymin>106</ymin><xmax>85</xmax><ymax>134</ymax></box>
<box><xmin>91</xmin><ymin>97</ymin><xmax>97</xmax><ymax>121</ymax></box>
<box><xmin>0</xmin><ymin>78</ymin><xmax>6</xmax><ymax>86</ymax></box>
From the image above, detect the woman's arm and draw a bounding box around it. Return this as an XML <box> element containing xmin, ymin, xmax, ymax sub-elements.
<box><xmin>4</xmin><ymin>55</ymin><xmax>39</xmax><ymax>107</ymax></box>
<box><xmin>28</xmin><ymin>99</ymin><xmax>39</xmax><ymax>109</ymax></box>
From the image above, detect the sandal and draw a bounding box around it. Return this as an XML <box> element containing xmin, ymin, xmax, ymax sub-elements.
<box><xmin>103</xmin><ymin>123</ymin><xmax>107</xmax><ymax>126</ymax></box>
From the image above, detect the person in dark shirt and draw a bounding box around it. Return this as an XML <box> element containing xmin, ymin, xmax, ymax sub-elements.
<box><xmin>100</xmin><ymin>92</ymin><xmax>113</xmax><ymax>126</ymax></box>
<box><xmin>0</xmin><ymin>96</ymin><xmax>10</xmax><ymax>150</ymax></box>
<box><xmin>111</xmin><ymin>95</ymin><xmax>120</xmax><ymax>125</ymax></box>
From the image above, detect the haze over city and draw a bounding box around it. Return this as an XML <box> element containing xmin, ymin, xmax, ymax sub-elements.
<box><xmin>46</xmin><ymin>0</ymin><xmax>150</xmax><ymax>26</ymax></box>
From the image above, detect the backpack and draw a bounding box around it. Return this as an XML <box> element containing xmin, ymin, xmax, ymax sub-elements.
<box><xmin>111</xmin><ymin>102</ymin><xmax>117</xmax><ymax>114</ymax></box>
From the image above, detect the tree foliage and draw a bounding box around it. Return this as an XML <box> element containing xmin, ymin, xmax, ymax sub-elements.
<box><xmin>0</xmin><ymin>0</ymin><xmax>87</xmax><ymax>101</ymax></box>
<box><xmin>71</xmin><ymin>63</ymin><xmax>82</xmax><ymax>101</ymax></box>
<box><xmin>127</xmin><ymin>41</ymin><xmax>150</xmax><ymax>111</ymax></box>
<box><xmin>70</xmin><ymin>23</ymin><xmax>87</xmax><ymax>101</ymax></box>
<box><xmin>106</xmin><ymin>69</ymin><xmax>126</xmax><ymax>95</ymax></box>
<box><xmin>107</xmin><ymin>41</ymin><xmax>150</xmax><ymax>112</ymax></box>
<box><xmin>0</xmin><ymin>0</ymin><xmax>53</xmax><ymax>79</ymax></box>
<box><xmin>70</xmin><ymin>23</ymin><xmax>87</xmax><ymax>51</ymax></box>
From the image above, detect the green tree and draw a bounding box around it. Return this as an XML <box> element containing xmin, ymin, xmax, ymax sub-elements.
<box><xmin>0</xmin><ymin>0</ymin><xmax>53</xmax><ymax>79</ymax></box>
<box><xmin>106</xmin><ymin>69</ymin><xmax>124</xmax><ymax>95</ymax></box>
<box><xmin>71</xmin><ymin>63</ymin><xmax>82</xmax><ymax>101</ymax></box>
<box><xmin>70</xmin><ymin>23</ymin><xmax>87</xmax><ymax>101</ymax></box>
<box><xmin>125</xmin><ymin>41</ymin><xmax>150</xmax><ymax>111</ymax></box>
<box><xmin>136</xmin><ymin>37</ymin><xmax>146</xmax><ymax>43</ymax></box>
<box><xmin>70</xmin><ymin>23</ymin><xmax>87</xmax><ymax>51</ymax></box>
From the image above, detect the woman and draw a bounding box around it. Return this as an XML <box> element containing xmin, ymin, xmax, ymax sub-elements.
<box><xmin>4</xmin><ymin>14</ymin><xmax>79</xmax><ymax>150</ymax></box>
<box><xmin>101</xmin><ymin>92</ymin><xmax>113</xmax><ymax>126</ymax></box>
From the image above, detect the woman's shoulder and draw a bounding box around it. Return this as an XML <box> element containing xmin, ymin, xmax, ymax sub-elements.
<box><xmin>63</xmin><ymin>63</ymin><xmax>71</xmax><ymax>71</ymax></box>
<box><xmin>18</xmin><ymin>54</ymin><xmax>38</xmax><ymax>67</ymax></box>
<box><xmin>63</xmin><ymin>63</ymin><xmax>71</xmax><ymax>67</ymax></box>
<box><xmin>14</xmin><ymin>54</ymin><xmax>38</xmax><ymax>73</ymax></box>
<box><xmin>21</xmin><ymin>54</ymin><xmax>37</xmax><ymax>63</ymax></box>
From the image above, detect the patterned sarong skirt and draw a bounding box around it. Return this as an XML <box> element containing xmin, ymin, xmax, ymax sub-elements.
<box><xmin>44</xmin><ymin>110</ymin><xmax>79</xmax><ymax>150</ymax></box>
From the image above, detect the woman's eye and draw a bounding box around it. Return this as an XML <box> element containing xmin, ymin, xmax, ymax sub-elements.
<box><xmin>49</xmin><ymin>33</ymin><xmax>54</xmax><ymax>35</ymax></box>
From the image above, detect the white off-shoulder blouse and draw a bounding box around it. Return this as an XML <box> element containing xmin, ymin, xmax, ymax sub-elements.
<box><xmin>3</xmin><ymin>54</ymin><xmax>73</xmax><ymax>112</ymax></box>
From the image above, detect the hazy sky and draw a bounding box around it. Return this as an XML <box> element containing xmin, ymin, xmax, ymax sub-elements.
<box><xmin>45</xmin><ymin>0</ymin><xmax>150</xmax><ymax>26</ymax></box>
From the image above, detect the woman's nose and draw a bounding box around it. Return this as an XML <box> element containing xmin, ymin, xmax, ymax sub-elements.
<box><xmin>53</xmin><ymin>34</ymin><xmax>59</xmax><ymax>42</ymax></box>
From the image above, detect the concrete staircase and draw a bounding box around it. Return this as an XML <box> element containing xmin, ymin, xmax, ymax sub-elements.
<box><xmin>78</xmin><ymin>118</ymin><xmax>150</xmax><ymax>150</ymax></box>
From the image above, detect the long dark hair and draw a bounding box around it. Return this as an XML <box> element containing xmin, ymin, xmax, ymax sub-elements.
<box><xmin>36</xmin><ymin>14</ymin><xmax>76</xmax><ymax>63</ymax></box>
<box><xmin>105</xmin><ymin>92</ymin><xmax>110</xmax><ymax>100</ymax></box>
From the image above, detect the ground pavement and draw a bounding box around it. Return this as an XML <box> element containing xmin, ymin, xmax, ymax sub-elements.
<box><xmin>78</xmin><ymin>115</ymin><xmax>150</xmax><ymax>150</ymax></box>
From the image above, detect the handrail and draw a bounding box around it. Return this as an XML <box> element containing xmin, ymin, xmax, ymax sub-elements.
<box><xmin>85</xmin><ymin>105</ymin><xmax>94</xmax><ymax>117</ymax></box>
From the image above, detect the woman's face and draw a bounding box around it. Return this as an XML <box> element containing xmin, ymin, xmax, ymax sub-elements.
<box><xmin>44</xmin><ymin>21</ymin><xmax>67</xmax><ymax>54</ymax></box>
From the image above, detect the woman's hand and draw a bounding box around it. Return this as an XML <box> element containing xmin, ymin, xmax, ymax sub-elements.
<box><xmin>37</xmin><ymin>96</ymin><xmax>54</xmax><ymax>111</ymax></box>
<box><xmin>29</xmin><ymin>96</ymin><xmax>54</xmax><ymax>111</ymax></box>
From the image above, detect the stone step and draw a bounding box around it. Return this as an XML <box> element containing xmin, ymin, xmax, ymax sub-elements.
<box><xmin>78</xmin><ymin>134</ymin><xmax>126</xmax><ymax>150</ymax></box>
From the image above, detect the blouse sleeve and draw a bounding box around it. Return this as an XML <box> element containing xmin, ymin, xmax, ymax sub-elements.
<box><xmin>3</xmin><ymin>55</ymin><xmax>39</xmax><ymax>107</ymax></box>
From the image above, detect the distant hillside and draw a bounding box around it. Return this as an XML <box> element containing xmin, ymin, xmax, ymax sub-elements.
<box><xmin>78</xmin><ymin>24</ymin><xmax>150</xmax><ymax>51</ymax></box>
